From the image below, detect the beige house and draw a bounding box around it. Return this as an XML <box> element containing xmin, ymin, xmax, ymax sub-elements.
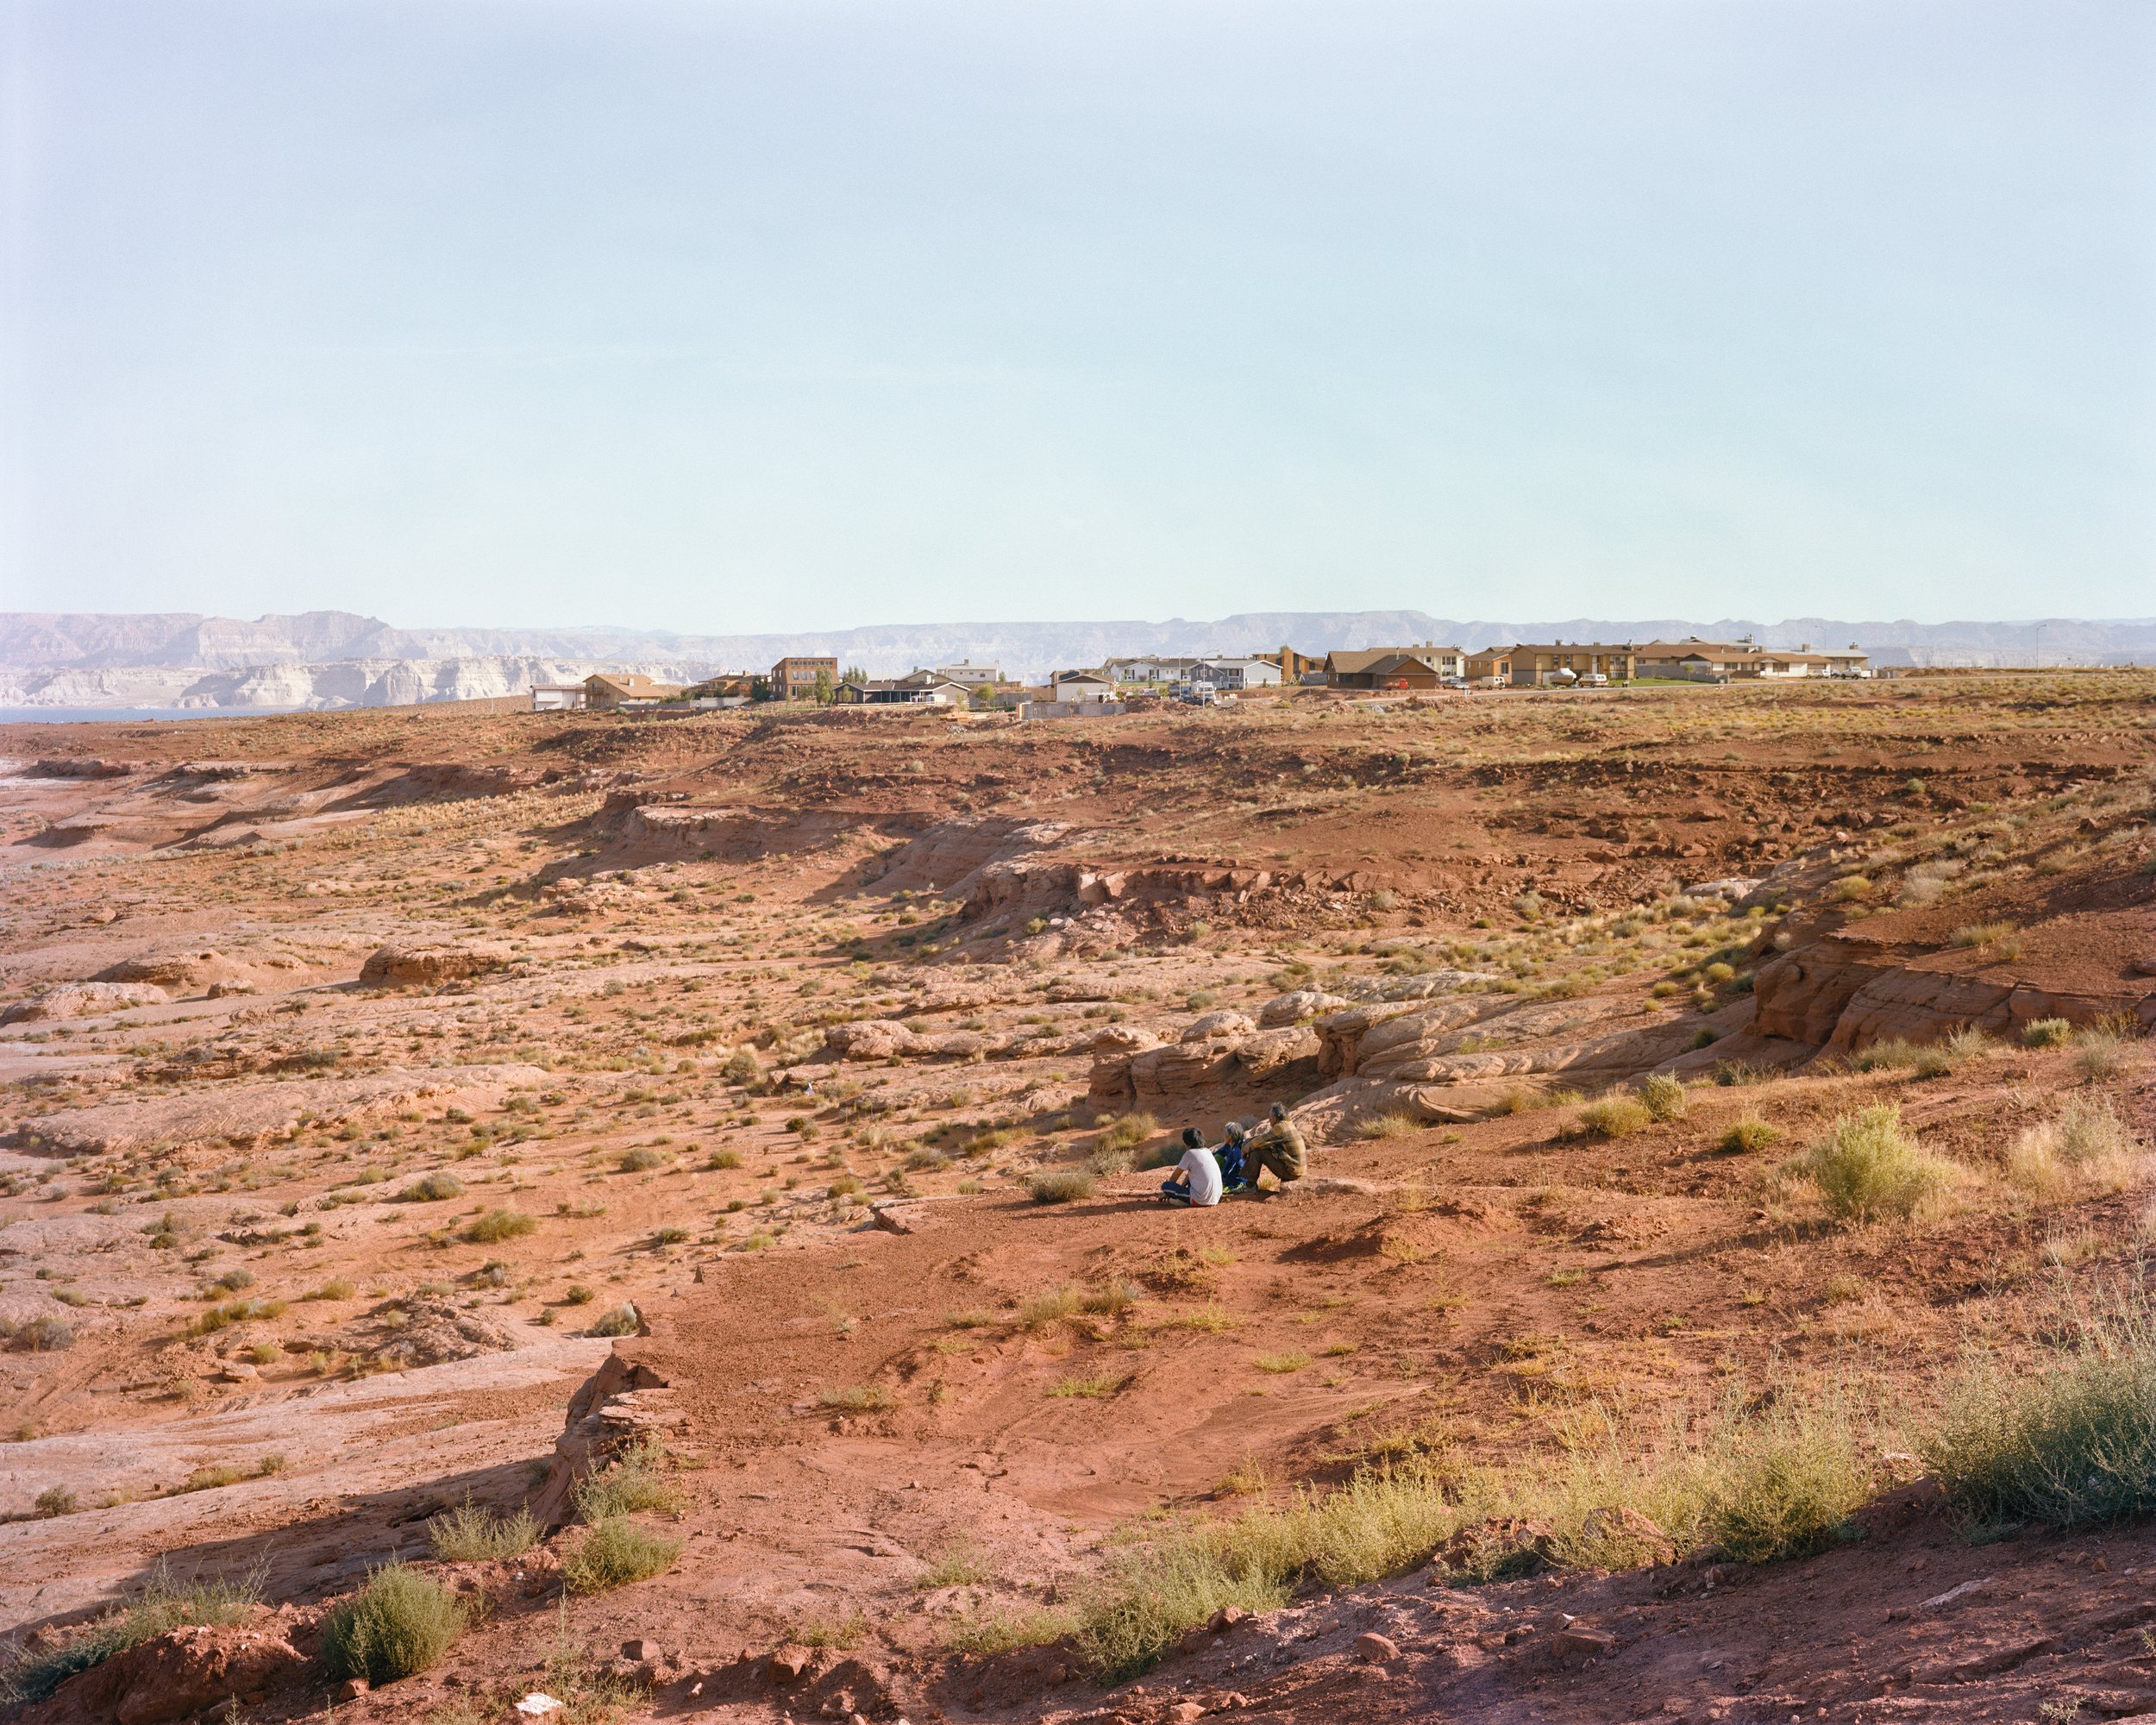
<box><xmin>1325</xmin><ymin>645</ymin><xmax>1466</xmax><ymax>685</ymax></box>
<box><xmin>583</xmin><ymin>673</ymin><xmax>686</xmax><ymax>710</ymax></box>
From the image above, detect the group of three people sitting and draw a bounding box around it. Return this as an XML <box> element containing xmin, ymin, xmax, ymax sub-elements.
<box><xmin>1161</xmin><ymin>1103</ymin><xmax>1307</xmax><ymax>1206</ymax></box>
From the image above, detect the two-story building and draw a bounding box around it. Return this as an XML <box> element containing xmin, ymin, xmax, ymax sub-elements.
<box><xmin>770</xmin><ymin>656</ymin><xmax>838</xmax><ymax>701</ymax></box>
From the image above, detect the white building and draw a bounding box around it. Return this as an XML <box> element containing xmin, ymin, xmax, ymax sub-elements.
<box><xmin>1189</xmin><ymin>657</ymin><xmax>1283</xmax><ymax>690</ymax></box>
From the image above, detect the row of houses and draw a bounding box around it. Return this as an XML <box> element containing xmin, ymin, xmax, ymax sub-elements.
<box><xmin>1324</xmin><ymin>637</ymin><xmax>1871</xmax><ymax>690</ymax></box>
<box><xmin>534</xmin><ymin>636</ymin><xmax>1871</xmax><ymax>713</ymax></box>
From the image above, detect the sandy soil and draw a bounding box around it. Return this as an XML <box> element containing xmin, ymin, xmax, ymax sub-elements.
<box><xmin>0</xmin><ymin>671</ymin><xmax>2149</xmax><ymax>1723</ymax></box>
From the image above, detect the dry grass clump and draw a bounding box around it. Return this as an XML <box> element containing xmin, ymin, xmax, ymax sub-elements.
<box><xmin>1355</xmin><ymin>1113</ymin><xmax>1420</xmax><ymax>1141</ymax></box>
<box><xmin>1719</xmin><ymin>1116</ymin><xmax>1783</xmax><ymax>1155</ymax></box>
<box><xmin>1028</xmin><ymin>1170</ymin><xmax>1096</xmax><ymax>1204</ymax></box>
<box><xmin>1574</xmin><ymin>1095</ymin><xmax>1651</xmax><ymax>1139</ymax></box>
<box><xmin>2005</xmin><ymin>1095</ymin><xmax>2142</xmax><ymax>1197</ymax></box>
<box><xmin>397</xmin><ymin>1171</ymin><xmax>465</xmax><ymax>1202</ymax></box>
<box><xmin>1639</xmin><ymin>1074</ymin><xmax>1687</xmax><ymax>1121</ymax></box>
<box><xmin>617</xmin><ymin>1145</ymin><xmax>671</xmax><ymax>1173</ymax></box>
<box><xmin>562</xmin><ymin>1517</ymin><xmax>683</xmax><ymax>1595</ymax></box>
<box><xmin>1802</xmin><ymin>1105</ymin><xmax>1957</xmax><ymax>1223</ymax></box>
<box><xmin>1951</xmin><ymin>921</ymin><xmax>2017</xmax><ymax>949</ymax></box>
<box><xmin>916</xmin><ymin>1541</ymin><xmax>993</xmax><ymax>1589</ymax></box>
<box><xmin>2022</xmin><ymin>1018</ymin><xmax>2073</xmax><ymax>1049</ymax></box>
<box><xmin>1849</xmin><ymin>1037</ymin><xmax>1922</xmax><ymax>1072</ymax></box>
<box><xmin>2074</xmin><ymin>1028</ymin><xmax>2129</xmax><ymax>1082</ymax></box>
<box><xmin>818</xmin><ymin>1384</ymin><xmax>892</xmax><ymax>1411</ymax></box>
<box><xmin>320</xmin><ymin>1565</ymin><xmax>464</xmax><ymax>1684</ymax></box>
<box><xmin>1019</xmin><ymin>1284</ymin><xmax>1081</xmax><ymax>1328</ymax></box>
<box><xmin>1924</xmin><ymin>1272</ymin><xmax>2156</xmax><ymax>1528</ymax></box>
<box><xmin>1086</xmin><ymin>1112</ymin><xmax>1160</xmax><ymax>1174</ymax></box>
<box><xmin>462</xmin><ymin>1208</ymin><xmax>536</xmax><ymax>1243</ymax></box>
<box><xmin>1055</xmin><ymin>1385</ymin><xmax>1873</xmax><ymax>1681</ymax></box>
<box><xmin>428</xmin><ymin>1500</ymin><xmax>538</xmax><ymax>1562</ymax></box>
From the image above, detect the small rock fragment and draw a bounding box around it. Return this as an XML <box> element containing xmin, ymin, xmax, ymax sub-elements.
<box><xmin>1355</xmin><ymin>1632</ymin><xmax>1401</xmax><ymax>1664</ymax></box>
<box><xmin>514</xmin><ymin>1697</ymin><xmax>563</xmax><ymax>1719</ymax></box>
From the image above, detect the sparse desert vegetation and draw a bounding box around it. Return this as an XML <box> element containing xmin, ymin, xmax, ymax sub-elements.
<box><xmin>0</xmin><ymin>672</ymin><xmax>2151</xmax><ymax>1723</ymax></box>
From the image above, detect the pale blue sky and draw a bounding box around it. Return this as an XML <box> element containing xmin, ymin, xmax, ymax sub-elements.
<box><xmin>3</xmin><ymin>0</ymin><xmax>2152</xmax><ymax>632</ymax></box>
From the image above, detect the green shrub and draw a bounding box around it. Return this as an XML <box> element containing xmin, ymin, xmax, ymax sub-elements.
<box><xmin>1702</xmin><ymin>1402</ymin><xmax>1872</xmax><ymax>1564</ymax></box>
<box><xmin>947</xmin><ymin>1607</ymin><xmax>1080</xmax><ymax>1654</ymax></box>
<box><xmin>1576</xmin><ymin>1095</ymin><xmax>1651</xmax><ymax>1139</ymax></box>
<box><xmin>1639</xmin><ymin>1074</ymin><xmax>1687</xmax><ymax>1121</ymax></box>
<box><xmin>617</xmin><ymin>1145</ymin><xmax>671</xmax><ymax>1173</ymax></box>
<box><xmin>397</xmin><ymin>1171</ymin><xmax>464</xmax><ymax>1202</ymax></box>
<box><xmin>573</xmin><ymin>1437</ymin><xmax>680</xmax><ymax>1520</ymax></box>
<box><xmin>1028</xmin><ymin>1170</ymin><xmax>1096</xmax><ymax>1204</ymax></box>
<box><xmin>705</xmin><ymin>1147</ymin><xmax>743</xmax><ymax>1170</ymax></box>
<box><xmin>1804</xmin><ymin>1105</ymin><xmax>1956</xmax><ymax>1222</ymax></box>
<box><xmin>34</xmin><ymin>1486</ymin><xmax>78</xmax><ymax>1518</ymax></box>
<box><xmin>427</xmin><ymin>1500</ymin><xmax>538</xmax><ymax>1562</ymax></box>
<box><xmin>1924</xmin><ymin>1276</ymin><xmax>2156</xmax><ymax>1528</ymax></box>
<box><xmin>462</xmin><ymin>1208</ymin><xmax>536</xmax><ymax>1244</ymax></box>
<box><xmin>2022</xmin><ymin>1018</ymin><xmax>2073</xmax><ymax>1049</ymax></box>
<box><xmin>562</xmin><ymin>1518</ymin><xmax>681</xmax><ymax>1594</ymax></box>
<box><xmin>320</xmin><ymin>1565</ymin><xmax>463</xmax><ymax>1684</ymax></box>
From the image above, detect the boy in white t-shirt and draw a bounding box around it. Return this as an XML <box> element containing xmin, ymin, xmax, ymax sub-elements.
<box><xmin>1160</xmin><ymin>1126</ymin><xmax>1225</xmax><ymax>1207</ymax></box>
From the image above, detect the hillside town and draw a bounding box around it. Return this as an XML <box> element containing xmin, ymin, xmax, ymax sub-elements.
<box><xmin>536</xmin><ymin>634</ymin><xmax>1873</xmax><ymax>713</ymax></box>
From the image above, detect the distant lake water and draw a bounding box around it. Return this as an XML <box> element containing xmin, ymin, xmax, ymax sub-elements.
<box><xmin>0</xmin><ymin>707</ymin><xmax>313</xmax><ymax>724</ymax></box>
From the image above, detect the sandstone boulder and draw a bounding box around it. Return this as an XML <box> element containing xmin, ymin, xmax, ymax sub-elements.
<box><xmin>1087</xmin><ymin>1024</ymin><xmax>1319</xmax><ymax>1119</ymax></box>
<box><xmin>0</xmin><ymin>982</ymin><xmax>167</xmax><ymax>1025</ymax></box>
<box><xmin>1086</xmin><ymin>1024</ymin><xmax>1161</xmax><ymax>1057</ymax></box>
<box><xmin>1257</xmin><ymin>989</ymin><xmax>1351</xmax><ymax>1026</ymax></box>
<box><xmin>360</xmin><ymin>941</ymin><xmax>513</xmax><ymax>986</ymax></box>
<box><xmin>1181</xmin><ymin>1010</ymin><xmax>1257</xmax><ymax>1042</ymax></box>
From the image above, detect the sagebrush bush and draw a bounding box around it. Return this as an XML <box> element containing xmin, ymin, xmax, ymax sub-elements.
<box><xmin>1924</xmin><ymin>1274</ymin><xmax>2156</xmax><ymax>1528</ymax></box>
<box><xmin>562</xmin><ymin>1517</ymin><xmax>682</xmax><ymax>1594</ymax></box>
<box><xmin>617</xmin><ymin>1145</ymin><xmax>670</xmax><ymax>1173</ymax></box>
<box><xmin>1639</xmin><ymin>1074</ymin><xmax>1687</xmax><ymax>1121</ymax></box>
<box><xmin>2022</xmin><ymin>1018</ymin><xmax>2073</xmax><ymax>1049</ymax></box>
<box><xmin>320</xmin><ymin>1565</ymin><xmax>464</xmax><ymax>1684</ymax></box>
<box><xmin>397</xmin><ymin>1171</ymin><xmax>464</xmax><ymax>1202</ymax></box>
<box><xmin>1805</xmin><ymin>1105</ymin><xmax>1956</xmax><ymax>1222</ymax></box>
<box><xmin>427</xmin><ymin>1500</ymin><xmax>538</xmax><ymax>1562</ymax></box>
<box><xmin>462</xmin><ymin>1208</ymin><xmax>536</xmax><ymax>1244</ymax></box>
